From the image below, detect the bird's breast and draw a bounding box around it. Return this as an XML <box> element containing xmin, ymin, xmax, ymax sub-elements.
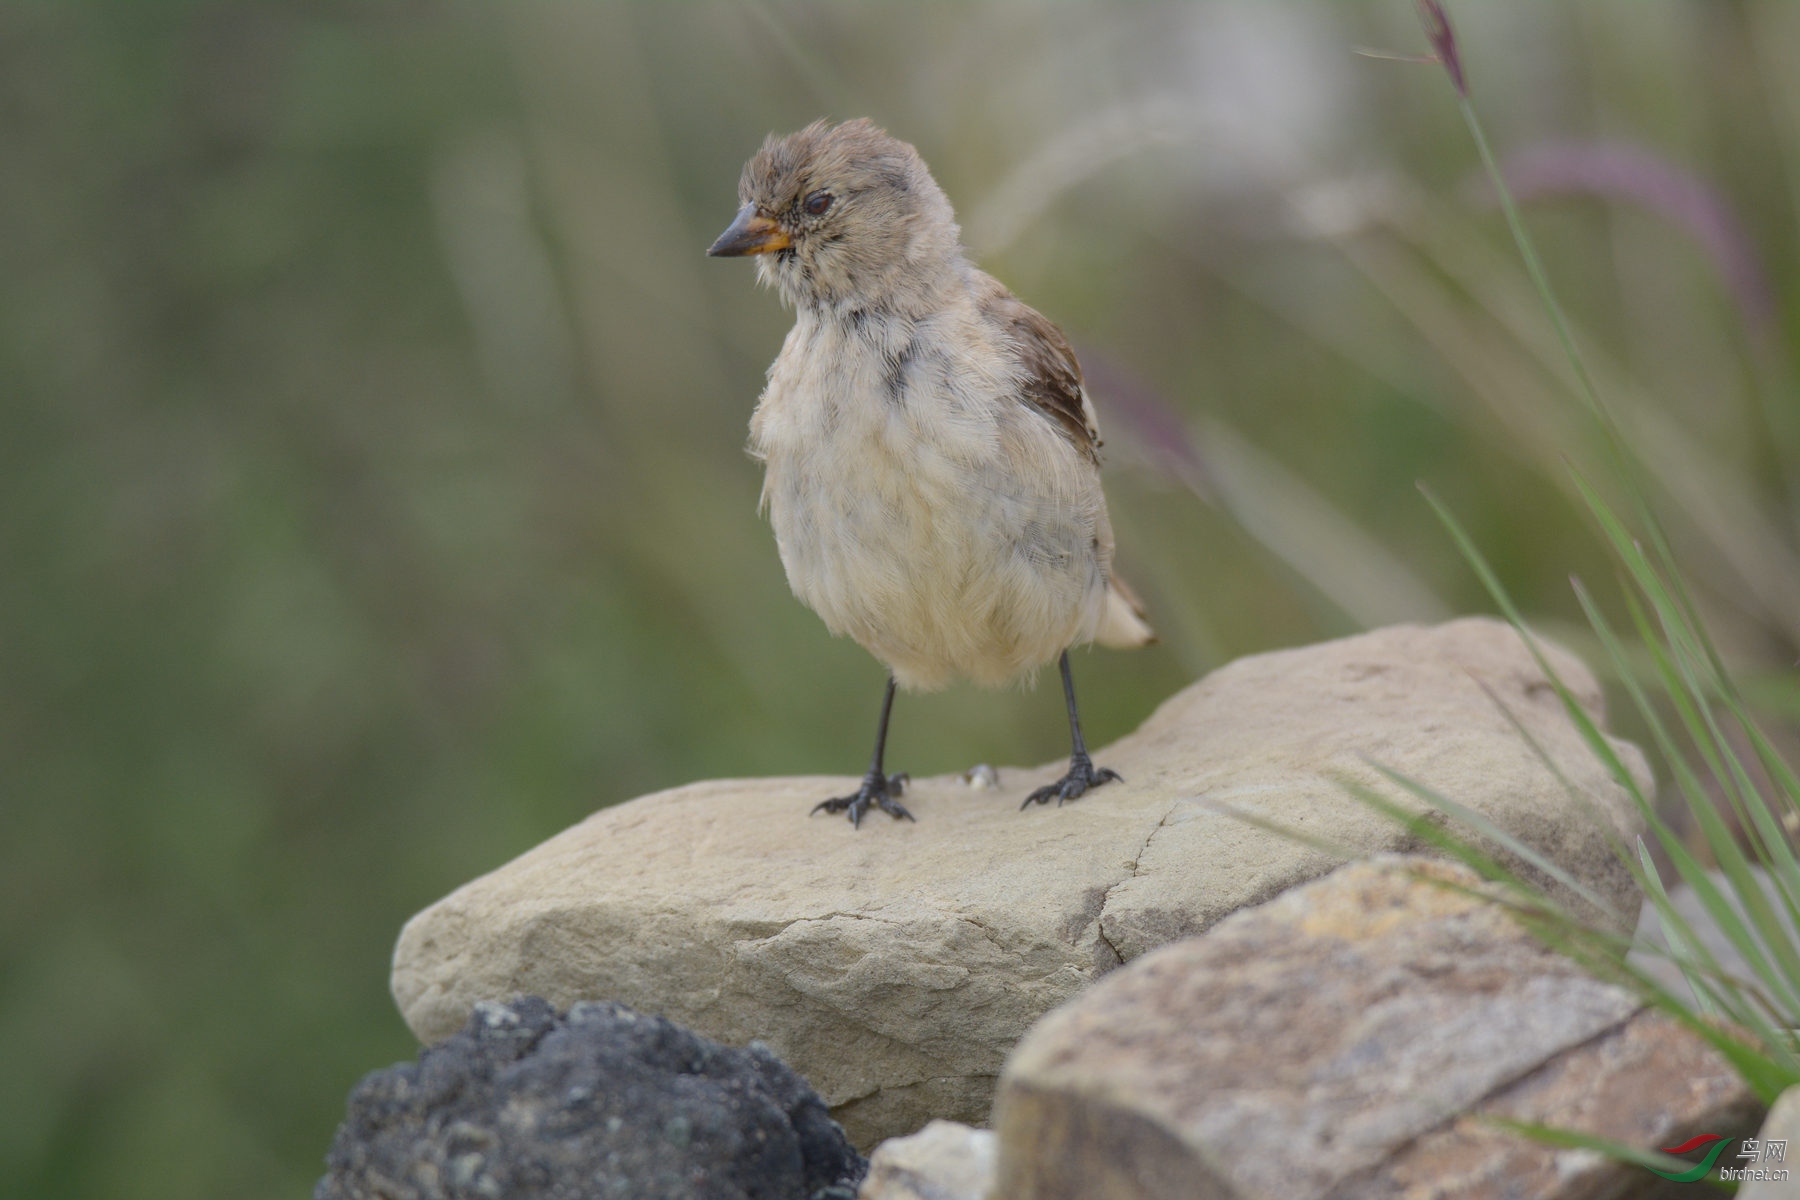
<box><xmin>751</xmin><ymin>309</ymin><xmax>999</xmax><ymax>545</ymax></box>
<box><xmin>748</xmin><ymin>308</ymin><xmax>1108</xmax><ymax>688</ymax></box>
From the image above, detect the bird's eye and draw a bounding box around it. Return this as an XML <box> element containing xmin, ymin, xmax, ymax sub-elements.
<box><xmin>803</xmin><ymin>190</ymin><xmax>834</xmax><ymax>216</ymax></box>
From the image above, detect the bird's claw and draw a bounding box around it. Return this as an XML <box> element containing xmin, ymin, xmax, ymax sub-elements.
<box><xmin>1021</xmin><ymin>755</ymin><xmax>1121</xmax><ymax>810</ymax></box>
<box><xmin>813</xmin><ymin>771</ymin><xmax>913</xmax><ymax>827</ymax></box>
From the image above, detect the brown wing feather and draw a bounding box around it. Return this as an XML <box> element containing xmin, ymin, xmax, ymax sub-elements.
<box><xmin>979</xmin><ymin>279</ymin><xmax>1102</xmax><ymax>463</ymax></box>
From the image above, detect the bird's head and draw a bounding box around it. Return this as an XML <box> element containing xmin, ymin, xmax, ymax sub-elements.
<box><xmin>707</xmin><ymin>119</ymin><xmax>961</xmax><ymax>313</ymax></box>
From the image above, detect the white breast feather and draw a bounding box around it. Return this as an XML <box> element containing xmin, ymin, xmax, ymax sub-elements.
<box><xmin>749</xmin><ymin>299</ymin><xmax>1113</xmax><ymax>691</ymax></box>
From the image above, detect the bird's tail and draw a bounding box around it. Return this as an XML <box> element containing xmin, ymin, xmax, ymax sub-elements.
<box><xmin>1096</xmin><ymin>575</ymin><xmax>1157</xmax><ymax>649</ymax></box>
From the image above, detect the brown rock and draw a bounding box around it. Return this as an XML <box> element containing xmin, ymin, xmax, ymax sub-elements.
<box><xmin>393</xmin><ymin>619</ymin><xmax>1647</xmax><ymax>1148</ymax></box>
<box><xmin>1342</xmin><ymin>1009</ymin><xmax>1763</xmax><ymax>1198</ymax></box>
<box><xmin>992</xmin><ymin>857</ymin><xmax>1756</xmax><ymax>1200</ymax></box>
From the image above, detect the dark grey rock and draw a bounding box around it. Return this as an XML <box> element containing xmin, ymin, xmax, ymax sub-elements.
<box><xmin>317</xmin><ymin>997</ymin><xmax>866</xmax><ymax>1200</ymax></box>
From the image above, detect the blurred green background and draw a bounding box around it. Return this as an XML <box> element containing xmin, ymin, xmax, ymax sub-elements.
<box><xmin>4</xmin><ymin>2</ymin><xmax>1798</xmax><ymax>1195</ymax></box>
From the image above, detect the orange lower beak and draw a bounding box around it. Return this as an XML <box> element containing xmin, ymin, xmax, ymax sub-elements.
<box><xmin>707</xmin><ymin>204</ymin><xmax>791</xmax><ymax>257</ymax></box>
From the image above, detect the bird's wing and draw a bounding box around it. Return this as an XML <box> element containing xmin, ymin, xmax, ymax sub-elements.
<box><xmin>978</xmin><ymin>278</ymin><xmax>1102</xmax><ymax>464</ymax></box>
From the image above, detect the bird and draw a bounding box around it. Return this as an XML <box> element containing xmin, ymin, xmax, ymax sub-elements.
<box><xmin>707</xmin><ymin>118</ymin><xmax>1154</xmax><ymax>827</ymax></box>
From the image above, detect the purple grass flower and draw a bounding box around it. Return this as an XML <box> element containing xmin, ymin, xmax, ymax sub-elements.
<box><xmin>1491</xmin><ymin>140</ymin><xmax>1777</xmax><ymax>345</ymax></box>
<box><xmin>1077</xmin><ymin>347</ymin><xmax>1215</xmax><ymax>502</ymax></box>
<box><xmin>1416</xmin><ymin>0</ymin><xmax>1468</xmax><ymax>98</ymax></box>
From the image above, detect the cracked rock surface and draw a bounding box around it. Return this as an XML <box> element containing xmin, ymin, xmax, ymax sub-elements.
<box><xmin>993</xmin><ymin>857</ymin><xmax>1760</xmax><ymax>1200</ymax></box>
<box><xmin>391</xmin><ymin>618</ymin><xmax>1648</xmax><ymax>1147</ymax></box>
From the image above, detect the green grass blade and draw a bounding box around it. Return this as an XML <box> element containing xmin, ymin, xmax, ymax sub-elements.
<box><xmin>1365</xmin><ymin>758</ymin><xmax>1626</xmax><ymax>925</ymax></box>
<box><xmin>1566</xmin><ymin>486</ymin><xmax>1800</xmax><ymax>1008</ymax></box>
<box><xmin>1571</xmin><ymin>585</ymin><xmax>1800</xmax><ymax>1024</ymax></box>
<box><xmin>1480</xmin><ymin>1119</ymin><xmax>1739</xmax><ymax>1189</ymax></box>
<box><xmin>1470</xmin><ymin>671</ymin><xmax>1640</xmax><ymax>865</ymax></box>
<box><xmin>1461</xmin><ymin>95</ymin><xmax>1740</xmax><ymax>702</ymax></box>
<box><xmin>1637</xmin><ymin>838</ymin><xmax>1724</xmax><ymax>1021</ymax></box>
<box><xmin>1624</xmin><ymin>606</ymin><xmax>1800</xmax><ymax>1011</ymax></box>
<box><xmin>1728</xmin><ymin>696</ymin><xmax>1800</xmax><ymax>808</ymax></box>
<box><xmin>1598</xmin><ymin>583</ymin><xmax>1800</xmax><ymax>948</ymax></box>
<box><xmin>1442</xmin><ymin>22</ymin><xmax>1800</xmax><ymax>1106</ymax></box>
<box><xmin>1197</xmin><ymin>801</ymin><xmax>1353</xmax><ymax>863</ymax></box>
<box><xmin>1421</xmin><ymin>487</ymin><xmax>1656</xmax><ymax>814</ymax></box>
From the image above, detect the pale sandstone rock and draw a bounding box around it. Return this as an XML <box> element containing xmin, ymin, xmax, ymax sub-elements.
<box><xmin>991</xmin><ymin>857</ymin><xmax>1758</xmax><ymax>1200</ymax></box>
<box><xmin>392</xmin><ymin>618</ymin><xmax>1648</xmax><ymax>1147</ymax></box>
<box><xmin>1739</xmin><ymin>1086</ymin><xmax>1800</xmax><ymax>1200</ymax></box>
<box><xmin>858</xmin><ymin>1120</ymin><xmax>995</xmax><ymax>1200</ymax></box>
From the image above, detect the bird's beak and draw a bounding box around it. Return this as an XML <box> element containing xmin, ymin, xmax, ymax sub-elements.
<box><xmin>707</xmin><ymin>204</ymin><xmax>790</xmax><ymax>257</ymax></box>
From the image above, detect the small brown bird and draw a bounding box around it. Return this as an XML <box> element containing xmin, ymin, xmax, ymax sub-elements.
<box><xmin>708</xmin><ymin>119</ymin><xmax>1154</xmax><ymax>827</ymax></box>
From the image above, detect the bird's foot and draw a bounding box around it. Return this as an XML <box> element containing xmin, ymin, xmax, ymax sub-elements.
<box><xmin>812</xmin><ymin>771</ymin><xmax>913</xmax><ymax>828</ymax></box>
<box><xmin>1021</xmin><ymin>753</ymin><xmax>1121</xmax><ymax>810</ymax></box>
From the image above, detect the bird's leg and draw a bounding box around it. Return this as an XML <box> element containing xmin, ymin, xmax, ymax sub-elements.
<box><xmin>813</xmin><ymin>675</ymin><xmax>914</xmax><ymax>827</ymax></box>
<box><xmin>1022</xmin><ymin>651</ymin><xmax>1122</xmax><ymax>809</ymax></box>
